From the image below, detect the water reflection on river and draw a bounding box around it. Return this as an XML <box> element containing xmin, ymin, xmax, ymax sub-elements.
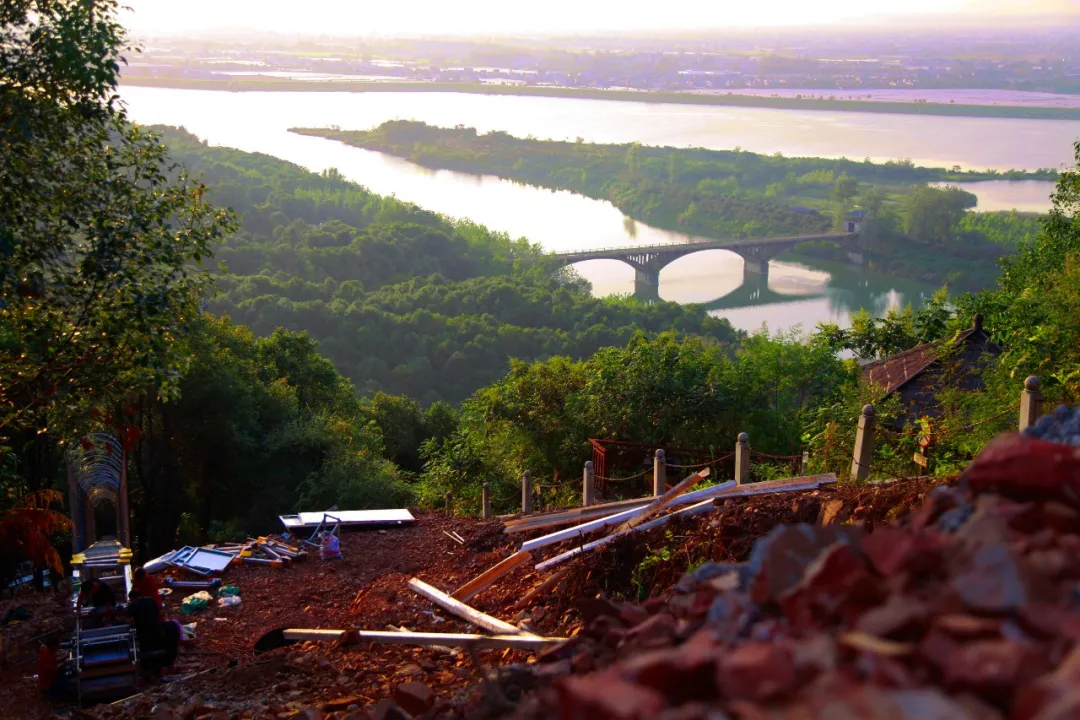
<box><xmin>119</xmin><ymin>86</ymin><xmax>1067</xmax><ymax>332</ymax></box>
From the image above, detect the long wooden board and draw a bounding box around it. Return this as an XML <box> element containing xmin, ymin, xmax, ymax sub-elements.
<box><xmin>450</xmin><ymin>550</ymin><xmax>532</xmax><ymax>603</ymax></box>
<box><xmin>282</xmin><ymin>629</ymin><xmax>565</xmax><ymax>650</ymax></box>
<box><xmin>408</xmin><ymin>577</ymin><xmax>530</xmax><ymax>636</ymax></box>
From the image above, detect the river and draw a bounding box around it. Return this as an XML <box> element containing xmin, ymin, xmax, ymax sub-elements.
<box><xmin>119</xmin><ymin>86</ymin><xmax>1077</xmax><ymax>333</ymax></box>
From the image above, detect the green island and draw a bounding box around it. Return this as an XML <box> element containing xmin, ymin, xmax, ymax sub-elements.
<box><xmin>118</xmin><ymin>74</ymin><xmax>1080</xmax><ymax>121</ymax></box>
<box><xmin>293</xmin><ymin>120</ymin><xmax>1050</xmax><ymax>291</ymax></box>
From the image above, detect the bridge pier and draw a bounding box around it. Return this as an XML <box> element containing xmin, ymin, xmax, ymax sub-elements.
<box><xmin>742</xmin><ymin>257</ymin><xmax>770</xmax><ymax>279</ymax></box>
<box><xmin>634</xmin><ymin>267</ymin><xmax>660</xmax><ymax>300</ymax></box>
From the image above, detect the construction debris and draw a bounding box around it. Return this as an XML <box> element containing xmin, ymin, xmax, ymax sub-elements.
<box><xmin>497</xmin><ymin>433</ymin><xmax>1080</xmax><ymax>720</ymax></box>
<box><xmin>278</xmin><ymin>509</ymin><xmax>415</xmax><ymax>531</ymax></box>
<box><xmin>407</xmin><ymin>578</ymin><xmax>531</xmax><ymax>636</ymax></box>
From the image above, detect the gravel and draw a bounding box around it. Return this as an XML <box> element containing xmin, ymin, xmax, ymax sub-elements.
<box><xmin>1022</xmin><ymin>405</ymin><xmax>1080</xmax><ymax>444</ymax></box>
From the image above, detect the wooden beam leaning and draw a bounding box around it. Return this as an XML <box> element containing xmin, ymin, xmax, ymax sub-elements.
<box><xmin>535</xmin><ymin>499</ymin><xmax>717</xmax><ymax>571</ymax></box>
<box><xmin>505</xmin><ymin>473</ymin><xmax>835</xmax><ymax>535</ymax></box>
<box><xmin>512</xmin><ymin>567</ymin><xmax>571</xmax><ymax>611</ymax></box>
<box><xmin>282</xmin><ymin>629</ymin><xmax>565</xmax><ymax>650</ymax></box>
<box><xmin>450</xmin><ymin>550</ymin><xmax>532</xmax><ymax>603</ymax></box>
<box><xmin>408</xmin><ymin>577</ymin><xmax>530</xmax><ymax>636</ymax></box>
<box><xmin>520</xmin><ymin>507</ymin><xmax>642</xmax><ymax>553</ymax></box>
<box><xmin>616</xmin><ymin>467</ymin><xmax>710</xmax><ymax>532</ymax></box>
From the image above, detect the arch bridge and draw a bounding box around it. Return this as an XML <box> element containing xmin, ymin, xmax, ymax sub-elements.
<box><xmin>554</xmin><ymin>232</ymin><xmax>862</xmax><ymax>297</ymax></box>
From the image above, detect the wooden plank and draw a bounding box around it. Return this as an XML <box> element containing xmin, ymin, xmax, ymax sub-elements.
<box><xmin>442</xmin><ymin>530</ymin><xmax>465</xmax><ymax>546</ymax></box>
<box><xmin>535</xmin><ymin>499</ymin><xmax>717</xmax><ymax>571</ymax></box>
<box><xmin>282</xmin><ymin>629</ymin><xmax>565</xmax><ymax>650</ymax></box>
<box><xmin>505</xmin><ymin>474</ymin><xmax>835</xmax><ymax>535</ymax></box>
<box><xmin>520</xmin><ymin>507</ymin><xmax>641</xmax><ymax>552</ymax></box>
<box><xmin>503</xmin><ymin>496</ymin><xmax>654</xmax><ymax>530</ymax></box>
<box><xmin>408</xmin><ymin>578</ymin><xmax>529</xmax><ymax>636</ymax></box>
<box><xmin>511</xmin><ymin>567</ymin><xmax>571</xmax><ymax>611</ymax></box>
<box><xmin>616</xmin><ymin>468</ymin><xmax>710</xmax><ymax>533</ymax></box>
<box><xmin>450</xmin><ymin>550</ymin><xmax>533</xmax><ymax>603</ymax></box>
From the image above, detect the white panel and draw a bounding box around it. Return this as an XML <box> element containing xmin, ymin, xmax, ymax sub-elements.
<box><xmin>279</xmin><ymin>509</ymin><xmax>414</xmax><ymax>529</ymax></box>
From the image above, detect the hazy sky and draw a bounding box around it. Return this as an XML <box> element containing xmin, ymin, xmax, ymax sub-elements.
<box><xmin>121</xmin><ymin>0</ymin><xmax>1078</xmax><ymax>38</ymax></box>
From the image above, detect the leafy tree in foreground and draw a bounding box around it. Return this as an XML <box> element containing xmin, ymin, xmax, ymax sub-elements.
<box><xmin>0</xmin><ymin>2</ymin><xmax>234</xmax><ymax>453</ymax></box>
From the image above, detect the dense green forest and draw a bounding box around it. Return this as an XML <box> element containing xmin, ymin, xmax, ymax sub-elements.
<box><xmin>296</xmin><ymin>121</ymin><xmax>1050</xmax><ymax>290</ymax></box>
<box><xmin>2</xmin><ymin>2</ymin><xmax>1079</xmax><ymax>574</ymax></box>
<box><xmin>159</xmin><ymin>128</ymin><xmax>740</xmax><ymax>405</ymax></box>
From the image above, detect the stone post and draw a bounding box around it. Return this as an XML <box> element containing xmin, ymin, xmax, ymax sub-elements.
<box><xmin>444</xmin><ymin>492</ymin><xmax>453</xmax><ymax>517</ymax></box>
<box><xmin>653</xmin><ymin>449</ymin><xmax>666</xmax><ymax>497</ymax></box>
<box><xmin>851</xmin><ymin>405</ymin><xmax>877</xmax><ymax>482</ymax></box>
<box><xmin>521</xmin><ymin>471</ymin><xmax>533</xmax><ymax>514</ymax></box>
<box><xmin>481</xmin><ymin>483</ymin><xmax>492</xmax><ymax>519</ymax></box>
<box><xmin>1019</xmin><ymin>376</ymin><xmax>1043</xmax><ymax>433</ymax></box>
<box><xmin>583</xmin><ymin>461</ymin><xmax>595</xmax><ymax>507</ymax></box>
<box><xmin>801</xmin><ymin>451</ymin><xmax>809</xmax><ymax>477</ymax></box>
<box><xmin>735</xmin><ymin>433</ymin><xmax>750</xmax><ymax>485</ymax></box>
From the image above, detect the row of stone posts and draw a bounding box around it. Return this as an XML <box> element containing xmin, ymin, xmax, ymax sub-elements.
<box><xmin>458</xmin><ymin>376</ymin><xmax>1047</xmax><ymax>518</ymax></box>
<box><xmin>849</xmin><ymin>375</ymin><xmax>1044</xmax><ymax>481</ymax></box>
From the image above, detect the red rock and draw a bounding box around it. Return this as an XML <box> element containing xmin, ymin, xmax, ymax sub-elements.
<box><xmin>623</xmin><ymin>612</ymin><xmax>677</xmax><ymax>648</ymax></box>
<box><xmin>950</xmin><ymin>545</ymin><xmax>1031</xmax><ymax>613</ymax></box>
<box><xmin>321</xmin><ymin>697</ymin><xmax>366</xmax><ymax>712</ymax></box>
<box><xmin>716</xmin><ymin>641</ymin><xmax>798</xmax><ymax>702</ymax></box>
<box><xmin>860</xmin><ymin>528</ymin><xmax>916</xmax><ymax>577</ymax></box>
<box><xmin>620</xmin><ymin>604</ymin><xmax>650</xmax><ymax>627</ymax></box>
<box><xmin>578</xmin><ymin>597</ymin><xmax>627</xmax><ymax>624</ymax></box>
<box><xmin>557</xmin><ymin>670</ymin><xmax>666</xmax><ymax>720</ymax></box>
<box><xmin>620</xmin><ymin>645</ymin><xmax>718</xmax><ymax>702</ymax></box>
<box><xmin>393</xmin><ymin>682</ymin><xmax>433</xmax><ymax>716</ymax></box>
<box><xmin>965</xmin><ymin>434</ymin><xmax>1080</xmax><ymax>509</ymax></box>
<box><xmin>748</xmin><ymin>524</ymin><xmax>862</xmax><ymax>605</ymax></box>
<box><xmin>370</xmin><ymin>700</ymin><xmax>411</xmax><ymax>720</ymax></box>
<box><xmin>1013</xmin><ymin>646</ymin><xmax>1080</xmax><ymax>720</ymax></box>
<box><xmin>943</xmin><ymin>639</ymin><xmax>1050</xmax><ymax>700</ymax></box>
<box><xmin>855</xmin><ymin>596</ymin><xmax>928</xmax><ymax>640</ymax></box>
<box><xmin>779</xmin><ymin>543</ymin><xmax>879</xmax><ymax>630</ymax></box>
<box><xmin>1018</xmin><ymin>603</ymin><xmax>1080</xmax><ymax>642</ymax></box>
<box><xmin>587</xmin><ymin>615</ymin><xmax>627</xmax><ymax>640</ymax></box>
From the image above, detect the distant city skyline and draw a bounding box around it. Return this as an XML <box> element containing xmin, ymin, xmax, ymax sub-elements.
<box><xmin>122</xmin><ymin>0</ymin><xmax>1079</xmax><ymax>38</ymax></box>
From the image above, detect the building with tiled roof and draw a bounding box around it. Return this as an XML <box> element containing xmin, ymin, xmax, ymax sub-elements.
<box><xmin>860</xmin><ymin>315</ymin><xmax>999</xmax><ymax>422</ymax></box>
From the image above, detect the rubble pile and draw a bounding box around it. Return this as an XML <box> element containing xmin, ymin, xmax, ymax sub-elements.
<box><xmin>493</xmin><ymin>433</ymin><xmax>1080</xmax><ymax>720</ymax></box>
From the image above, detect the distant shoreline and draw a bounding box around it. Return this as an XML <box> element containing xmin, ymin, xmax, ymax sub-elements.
<box><xmin>119</xmin><ymin>76</ymin><xmax>1080</xmax><ymax>122</ymax></box>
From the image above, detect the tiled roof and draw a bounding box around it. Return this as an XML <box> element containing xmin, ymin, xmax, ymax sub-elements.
<box><xmin>860</xmin><ymin>325</ymin><xmax>981</xmax><ymax>397</ymax></box>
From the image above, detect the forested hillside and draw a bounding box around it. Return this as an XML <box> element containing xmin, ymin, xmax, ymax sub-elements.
<box><xmin>159</xmin><ymin>128</ymin><xmax>740</xmax><ymax>404</ymax></box>
<box><xmin>296</xmin><ymin>121</ymin><xmax>1051</xmax><ymax>290</ymax></box>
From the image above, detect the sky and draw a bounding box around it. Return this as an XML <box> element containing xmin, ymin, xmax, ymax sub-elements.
<box><xmin>121</xmin><ymin>0</ymin><xmax>1079</xmax><ymax>38</ymax></box>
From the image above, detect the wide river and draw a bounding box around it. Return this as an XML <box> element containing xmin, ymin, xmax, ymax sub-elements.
<box><xmin>119</xmin><ymin>86</ymin><xmax>1079</xmax><ymax>333</ymax></box>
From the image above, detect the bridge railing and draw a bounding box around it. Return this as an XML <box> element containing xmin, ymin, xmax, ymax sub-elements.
<box><xmin>553</xmin><ymin>232</ymin><xmax>855</xmax><ymax>258</ymax></box>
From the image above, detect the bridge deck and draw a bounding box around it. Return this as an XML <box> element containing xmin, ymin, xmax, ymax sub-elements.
<box><xmin>554</xmin><ymin>232</ymin><xmax>855</xmax><ymax>261</ymax></box>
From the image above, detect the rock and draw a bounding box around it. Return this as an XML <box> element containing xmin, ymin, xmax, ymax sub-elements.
<box><xmin>855</xmin><ymin>595</ymin><xmax>928</xmax><ymax>639</ymax></box>
<box><xmin>716</xmin><ymin>641</ymin><xmax>798</xmax><ymax>702</ymax></box>
<box><xmin>860</xmin><ymin>528</ymin><xmax>916</xmax><ymax>577</ymax></box>
<box><xmin>622</xmin><ymin>612</ymin><xmax>677</xmax><ymax>649</ymax></box>
<box><xmin>321</xmin><ymin>697</ymin><xmax>368</xmax><ymax>713</ymax></box>
<box><xmin>942</xmin><ymin>639</ymin><xmax>1049</xmax><ymax>700</ymax></box>
<box><xmin>951</xmin><ymin>545</ymin><xmax>1031</xmax><ymax>613</ymax></box>
<box><xmin>748</xmin><ymin>524</ymin><xmax>862</xmax><ymax>604</ymax></box>
<box><xmin>369</xmin><ymin>699</ymin><xmax>412</xmax><ymax>720</ymax></box>
<box><xmin>621</xmin><ymin>645</ymin><xmax>718</xmax><ymax>702</ymax></box>
<box><xmin>393</xmin><ymin>682</ymin><xmax>434</xmax><ymax>716</ymax></box>
<box><xmin>557</xmin><ymin>670</ymin><xmax>666</xmax><ymax>720</ymax></box>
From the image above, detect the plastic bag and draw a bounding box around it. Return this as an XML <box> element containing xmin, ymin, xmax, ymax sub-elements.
<box><xmin>180</xmin><ymin>590</ymin><xmax>214</xmax><ymax>615</ymax></box>
<box><xmin>219</xmin><ymin>595</ymin><xmax>242</xmax><ymax>609</ymax></box>
<box><xmin>218</xmin><ymin>585</ymin><xmax>240</xmax><ymax>598</ymax></box>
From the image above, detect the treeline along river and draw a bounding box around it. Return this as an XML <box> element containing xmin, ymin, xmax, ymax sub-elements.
<box><xmin>119</xmin><ymin>86</ymin><xmax>1077</xmax><ymax>333</ymax></box>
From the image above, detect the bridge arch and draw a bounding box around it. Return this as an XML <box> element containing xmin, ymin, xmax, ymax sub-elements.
<box><xmin>555</xmin><ymin>233</ymin><xmax>861</xmax><ymax>299</ymax></box>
